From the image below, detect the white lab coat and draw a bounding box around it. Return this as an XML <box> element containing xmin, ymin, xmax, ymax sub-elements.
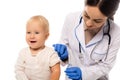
<box><xmin>59</xmin><ymin>12</ymin><xmax>120</xmax><ymax>80</ymax></box>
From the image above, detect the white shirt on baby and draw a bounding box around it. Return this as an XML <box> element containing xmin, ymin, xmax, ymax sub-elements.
<box><xmin>15</xmin><ymin>46</ymin><xmax>60</xmax><ymax>80</ymax></box>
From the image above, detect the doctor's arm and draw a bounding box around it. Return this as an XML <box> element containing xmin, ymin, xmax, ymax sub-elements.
<box><xmin>53</xmin><ymin>14</ymin><xmax>73</xmax><ymax>62</ymax></box>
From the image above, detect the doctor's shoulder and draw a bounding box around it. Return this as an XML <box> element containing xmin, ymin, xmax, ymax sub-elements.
<box><xmin>110</xmin><ymin>20</ymin><xmax>120</xmax><ymax>35</ymax></box>
<box><xmin>109</xmin><ymin>20</ymin><xmax>120</xmax><ymax>44</ymax></box>
<box><xmin>67</xmin><ymin>11</ymin><xmax>82</xmax><ymax>17</ymax></box>
<box><xmin>63</xmin><ymin>11</ymin><xmax>82</xmax><ymax>30</ymax></box>
<box><xmin>65</xmin><ymin>11</ymin><xmax>82</xmax><ymax>21</ymax></box>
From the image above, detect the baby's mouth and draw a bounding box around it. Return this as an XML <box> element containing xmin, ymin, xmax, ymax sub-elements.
<box><xmin>30</xmin><ymin>41</ymin><xmax>37</xmax><ymax>43</ymax></box>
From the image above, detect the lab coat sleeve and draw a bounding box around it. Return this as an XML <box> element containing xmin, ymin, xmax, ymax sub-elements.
<box><xmin>59</xmin><ymin>14</ymin><xmax>71</xmax><ymax>45</ymax></box>
<box><xmin>80</xmin><ymin>32</ymin><xmax>120</xmax><ymax>80</ymax></box>
<box><xmin>58</xmin><ymin>13</ymin><xmax>73</xmax><ymax>65</ymax></box>
<box><xmin>59</xmin><ymin>12</ymin><xmax>81</xmax><ymax>44</ymax></box>
<box><xmin>59</xmin><ymin>12</ymin><xmax>81</xmax><ymax>65</ymax></box>
<box><xmin>15</xmin><ymin>50</ymin><xmax>29</xmax><ymax>80</ymax></box>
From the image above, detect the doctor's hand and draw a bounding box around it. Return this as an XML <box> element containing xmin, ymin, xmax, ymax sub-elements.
<box><xmin>65</xmin><ymin>67</ymin><xmax>82</xmax><ymax>80</ymax></box>
<box><xmin>53</xmin><ymin>44</ymin><xmax>68</xmax><ymax>61</ymax></box>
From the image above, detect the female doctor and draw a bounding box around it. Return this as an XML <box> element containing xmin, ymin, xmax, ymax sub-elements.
<box><xmin>53</xmin><ymin>0</ymin><xmax>120</xmax><ymax>80</ymax></box>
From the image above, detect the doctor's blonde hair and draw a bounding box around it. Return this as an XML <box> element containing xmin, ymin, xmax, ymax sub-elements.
<box><xmin>26</xmin><ymin>15</ymin><xmax>49</xmax><ymax>33</ymax></box>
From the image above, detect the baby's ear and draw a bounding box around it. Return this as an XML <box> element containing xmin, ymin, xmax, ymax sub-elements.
<box><xmin>45</xmin><ymin>33</ymin><xmax>49</xmax><ymax>39</ymax></box>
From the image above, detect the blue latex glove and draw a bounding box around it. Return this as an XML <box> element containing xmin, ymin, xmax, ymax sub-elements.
<box><xmin>65</xmin><ymin>67</ymin><xmax>82</xmax><ymax>80</ymax></box>
<box><xmin>53</xmin><ymin>44</ymin><xmax>68</xmax><ymax>61</ymax></box>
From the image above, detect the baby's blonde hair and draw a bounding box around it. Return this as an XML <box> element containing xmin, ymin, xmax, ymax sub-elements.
<box><xmin>27</xmin><ymin>15</ymin><xmax>49</xmax><ymax>33</ymax></box>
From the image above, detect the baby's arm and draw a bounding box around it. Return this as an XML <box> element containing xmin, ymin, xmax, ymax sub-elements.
<box><xmin>15</xmin><ymin>51</ymin><xmax>29</xmax><ymax>80</ymax></box>
<box><xmin>50</xmin><ymin>63</ymin><xmax>60</xmax><ymax>80</ymax></box>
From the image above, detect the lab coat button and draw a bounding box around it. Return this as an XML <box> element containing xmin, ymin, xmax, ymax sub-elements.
<box><xmin>79</xmin><ymin>55</ymin><xmax>83</xmax><ymax>58</ymax></box>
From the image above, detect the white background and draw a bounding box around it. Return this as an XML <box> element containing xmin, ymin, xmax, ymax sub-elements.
<box><xmin>0</xmin><ymin>0</ymin><xmax>120</xmax><ymax>80</ymax></box>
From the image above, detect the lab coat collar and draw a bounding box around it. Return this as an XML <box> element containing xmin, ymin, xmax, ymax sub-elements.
<box><xmin>86</xmin><ymin>27</ymin><xmax>103</xmax><ymax>47</ymax></box>
<box><xmin>75</xmin><ymin>20</ymin><xmax>107</xmax><ymax>51</ymax></box>
<box><xmin>86</xmin><ymin>22</ymin><xmax>107</xmax><ymax>47</ymax></box>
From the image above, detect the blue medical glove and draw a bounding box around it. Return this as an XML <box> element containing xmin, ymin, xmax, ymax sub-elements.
<box><xmin>65</xmin><ymin>67</ymin><xmax>82</xmax><ymax>80</ymax></box>
<box><xmin>53</xmin><ymin>44</ymin><xmax>68</xmax><ymax>61</ymax></box>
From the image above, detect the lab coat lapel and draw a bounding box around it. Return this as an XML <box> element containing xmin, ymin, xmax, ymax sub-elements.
<box><xmin>87</xmin><ymin>25</ymin><xmax>104</xmax><ymax>47</ymax></box>
<box><xmin>75</xmin><ymin>21</ymin><xmax>86</xmax><ymax>52</ymax></box>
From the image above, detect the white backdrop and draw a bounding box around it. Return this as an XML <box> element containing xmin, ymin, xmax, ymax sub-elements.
<box><xmin>0</xmin><ymin>0</ymin><xmax>120</xmax><ymax>80</ymax></box>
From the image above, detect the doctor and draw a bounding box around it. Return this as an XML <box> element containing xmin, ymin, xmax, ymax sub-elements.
<box><xmin>53</xmin><ymin>0</ymin><xmax>120</xmax><ymax>80</ymax></box>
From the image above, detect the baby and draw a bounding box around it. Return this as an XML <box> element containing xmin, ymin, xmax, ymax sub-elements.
<box><xmin>15</xmin><ymin>15</ymin><xmax>60</xmax><ymax>80</ymax></box>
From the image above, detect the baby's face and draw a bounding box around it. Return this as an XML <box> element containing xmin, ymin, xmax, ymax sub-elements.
<box><xmin>26</xmin><ymin>21</ymin><xmax>48</xmax><ymax>50</ymax></box>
